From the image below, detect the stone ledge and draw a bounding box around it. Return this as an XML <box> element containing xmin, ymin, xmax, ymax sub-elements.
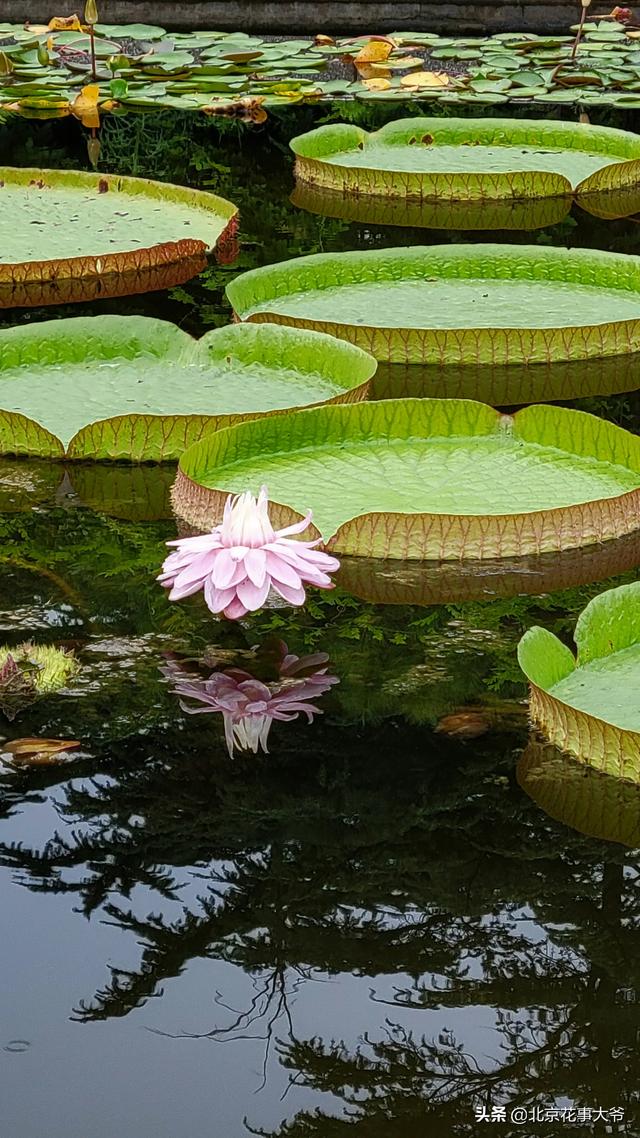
<box><xmin>0</xmin><ymin>1</ymin><xmax>579</xmax><ymax>33</ymax></box>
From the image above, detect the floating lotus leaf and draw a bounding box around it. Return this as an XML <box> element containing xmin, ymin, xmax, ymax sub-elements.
<box><xmin>290</xmin><ymin>118</ymin><xmax>640</xmax><ymax>203</ymax></box>
<box><xmin>0</xmin><ymin>317</ymin><xmax>375</xmax><ymax>461</ymax></box>
<box><xmin>227</xmin><ymin>245</ymin><xmax>640</xmax><ymax>365</ymax></box>
<box><xmin>518</xmin><ymin>582</ymin><xmax>640</xmax><ymax>777</ymax></box>
<box><xmin>336</xmin><ymin>531</ymin><xmax>640</xmax><ymax>606</ymax></box>
<box><xmin>370</xmin><ymin>352</ymin><xmax>640</xmax><ymax>406</ymax></box>
<box><xmin>173</xmin><ymin>399</ymin><xmax>640</xmax><ymax>559</ymax></box>
<box><xmin>0</xmin><ymin>166</ymin><xmax>238</xmax><ymax>308</ymax></box>
<box><xmin>290</xmin><ymin>182</ymin><xmax>571</xmax><ymax>232</ymax></box>
<box><xmin>517</xmin><ymin>739</ymin><xmax>640</xmax><ymax>846</ymax></box>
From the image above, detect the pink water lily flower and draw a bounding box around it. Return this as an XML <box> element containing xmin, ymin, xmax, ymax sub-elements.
<box><xmin>158</xmin><ymin>486</ymin><xmax>339</xmax><ymax>620</ymax></box>
<box><xmin>166</xmin><ymin>646</ymin><xmax>338</xmax><ymax>758</ymax></box>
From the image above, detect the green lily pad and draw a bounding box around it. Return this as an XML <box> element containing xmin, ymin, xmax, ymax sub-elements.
<box><xmin>290</xmin><ymin>117</ymin><xmax>640</xmax><ymax>202</ymax></box>
<box><xmin>518</xmin><ymin>582</ymin><xmax>640</xmax><ymax>777</ymax></box>
<box><xmin>0</xmin><ymin>166</ymin><xmax>237</xmax><ymax>309</ymax></box>
<box><xmin>95</xmin><ymin>23</ymin><xmax>166</xmax><ymax>39</ymax></box>
<box><xmin>0</xmin><ymin>317</ymin><xmax>375</xmax><ymax>460</ymax></box>
<box><xmin>227</xmin><ymin>244</ymin><xmax>640</xmax><ymax>365</ymax></box>
<box><xmin>174</xmin><ymin>399</ymin><xmax>640</xmax><ymax>559</ymax></box>
<box><xmin>140</xmin><ymin>50</ymin><xmax>194</xmax><ymax>69</ymax></box>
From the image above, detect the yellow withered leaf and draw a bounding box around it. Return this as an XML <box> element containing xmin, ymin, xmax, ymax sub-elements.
<box><xmin>353</xmin><ymin>40</ymin><xmax>394</xmax><ymax>64</ymax></box>
<box><xmin>3</xmin><ymin>737</ymin><xmax>81</xmax><ymax>765</ymax></box>
<box><xmin>356</xmin><ymin>61</ymin><xmax>390</xmax><ymax>79</ymax></box>
<box><xmin>363</xmin><ymin>77</ymin><xmax>392</xmax><ymax>90</ymax></box>
<box><xmin>314</xmin><ymin>33</ymin><xmax>335</xmax><ymax>45</ymax></box>
<box><xmin>400</xmin><ymin>70</ymin><xmax>450</xmax><ymax>89</ymax></box>
<box><xmin>48</xmin><ymin>13</ymin><xmax>85</xmax><ymax>30</ymax></box>
<box><xmin>72</xmin><ymin>83</ymin><xmax>100</xmax><ymax>128</ymax></box>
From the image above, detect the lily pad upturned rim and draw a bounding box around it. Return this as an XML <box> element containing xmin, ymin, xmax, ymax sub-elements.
<box><xmin>0</xmin><ymin>166</ymin><xmax>238</xmax><ymax>293</ymax></box>
<box><xmin>227</xmin><ymin>243</ymin><xmax>640</xmax><ymax>365</ymax></box>
<box><xmin>290</xmin><ymin>118</ymin><xmax>640</xmax><ymax>203</ymax></box>
<box><xmin>173</xmin><ymin>398</ymin><xmax>640</xmax><ymax>560</ymax></box>
<box><xmin>518</xmin><ymin>582</ymin><xmax>640</xmax><ymax>778</ymax></box>
<box><xmin>0</xmin><ymin>316</ymin><xmax>376</xmax><ymax>462</ymax></box>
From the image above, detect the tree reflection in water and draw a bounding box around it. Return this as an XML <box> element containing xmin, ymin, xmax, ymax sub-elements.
<box><xmin>1</xmin><ymin>685</ymin><xmax>639</xmax><ymax>1133</ymax></box>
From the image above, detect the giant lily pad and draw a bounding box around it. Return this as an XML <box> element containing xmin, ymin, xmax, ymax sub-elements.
<box><xmin>0</xmin><ymin>317</ymin><xmax>375</xmax><ymax>461</ymax></box>
<box><xmin>0</xmin><ymin>167</ymin><xmax>238</xmax><ymax>308</ymax></box>
<box><xmin>227</xmin><ymin>245</ymin><xmax>640</xmax><ymax>365</ymax></box>
<box><xmin>518</xmin><ymin>582</ymin><xmax>640</xmax><ymax>778</ymax></box>
<box><xmin>173</xmin><ymin>399</ymin><xmax>640</xmax><ymax>559</ymax></box>
<box><xmin>290</xmin><ymin>118</ymin><xmax>640</xmax><ymax>202</ymax></box>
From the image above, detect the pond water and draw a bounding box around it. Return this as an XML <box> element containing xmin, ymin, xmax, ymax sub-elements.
<box><xmin>0</xmin><ymin>116</ymin><xmax>640</xmax><ymax>1136</ymax></box>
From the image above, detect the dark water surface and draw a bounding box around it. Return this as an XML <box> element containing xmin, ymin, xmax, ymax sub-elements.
<box><xmin>0</xmin><ymin>115</ymin><xmax>640</xmax><ymax>1136</ymax></box>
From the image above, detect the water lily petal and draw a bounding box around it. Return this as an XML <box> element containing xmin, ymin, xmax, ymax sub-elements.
<box><xmin>236</xmin><ymin>576</ymin><xmax>272</xmax><ymax>611</ymax></box>
<box><xmin>271</xmin><ymin>579</ymin><xmax>307</xmax><ymax>606</ymax></box>
<box><xmin>265</xmin><ymin>551</ymin><xmax>303</xmax><ymax>589</ymax></box>
<box><xmin>203</xmin><ymin>578</ymin><xmax>237</xmax><ymax>614</ymax></box>
<box><xmin>224</xmin><ymin>595</ymin><xmax>249</xmax><ymax>619</ymax></box>
<box><xmin>167</xmin><ymin>577</ymin><xmax>206</xmax><ymax>601</ymax></box>
<box><xmin>244</xmin><ymin>547</ymin><xmax>268</xmax><ymax>588</ymax></box>
<box><xmin>210</xmin><ymin>547</ymin><xmax>242</xmax><ymax>589</ymax></box>
<box><xmin>274</xmin><ymin>511</ymin><xmax>313</xmax><ymax>538</ymax></box>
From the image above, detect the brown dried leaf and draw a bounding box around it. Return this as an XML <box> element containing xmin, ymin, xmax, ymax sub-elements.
<box><xmin>314</xmin><ymin>33</ymin><xmax>335</xmax><ymax>45</ymax></box>
<box><xmin>435</xmin><ymin>711</ymin><xmax>490</xmax><ymax>739</ymax></box>
<box><xmin>4</xmin><ymin>737</ymin><xmax>81</xmax><ymax>765</ymax></box>
<box><xmin>47</xmin><ymin>13</ymin><xmax>85</xmax><ymax>29</ymax></box>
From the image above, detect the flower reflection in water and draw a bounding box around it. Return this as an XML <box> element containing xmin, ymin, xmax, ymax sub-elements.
<box><xmin>162</xmin><ymin>640</ymin><xmax>338</xmax><ymax>758</ymax></box>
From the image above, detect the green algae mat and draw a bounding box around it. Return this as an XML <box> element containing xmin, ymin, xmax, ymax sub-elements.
<box><xmin>173</xmin><ymin>398</ymin><xmax>640</xmax><ymax>559</ymax></box>
<box><xmin>0</xmin><ymin>317</ymin><xmax>374</xmax><ymax>460</ymax></box>
<box><xmin>227</xmin><ymin>245</ymin><xmax>640</xmax><ymax>365</ymax></box>
<box><xmin>291</xmin><ymin>119</ymin><xmax>640</xmax><ymax>202</ymax></box>
<box><xmin>0</xmin><ymin>167</ymin><xmax>237</xmax><ymax>307</ymax></box>
<box><xmin>519</xmin><ymin>583</ymin><xmax>640</xmax><ymax>779</ymax></box>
